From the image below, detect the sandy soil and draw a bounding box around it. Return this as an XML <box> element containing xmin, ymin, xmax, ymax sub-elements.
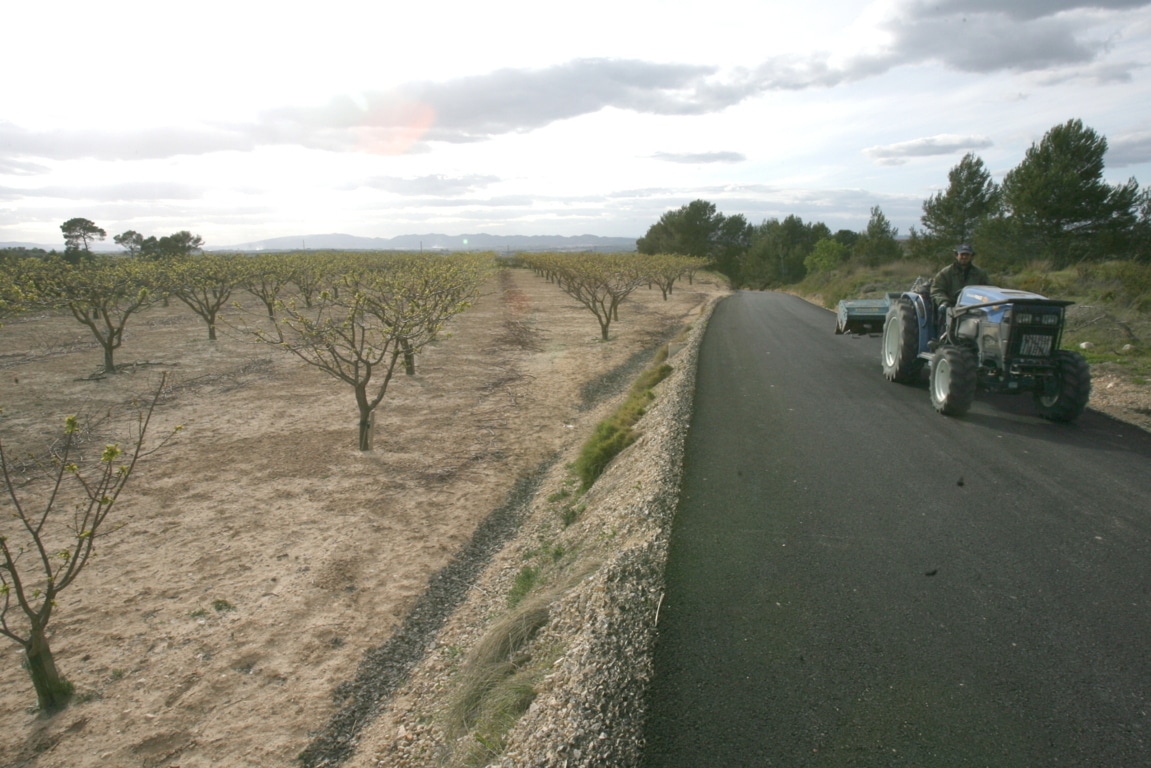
<box><xmin>0</xmin><ymin>267</ymin><xmax>721</xmax><ymax>768</ymax></box>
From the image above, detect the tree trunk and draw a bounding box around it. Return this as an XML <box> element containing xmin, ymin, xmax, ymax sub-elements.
<box><xmin>400</xmin><ymin>338</ymin><xmax>416</xmax><ymax>376</ymax></box>
<box><xmin>102</xmin><ymin>344</ymin><xmax>116</xmax><ymax>374</ymax></box>
<box><xmin>25</xmin><ymin>628</ymin><xmax>72</xmax><ymax>713</ymax></box>
<box><xmin>356</xmin><ymin>387</ymin><xmax>374</xmax><ymax>451</ymax></box>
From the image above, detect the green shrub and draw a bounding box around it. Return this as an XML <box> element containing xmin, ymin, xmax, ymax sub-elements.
<box><xmin>575</xmin><ymin>420</ymin><xmax>636</xmax><ymax>490</ymax></box>
<box><xmin>573</xmin><ymin>360</ymin><xmax>673</xmax><ymax>490</ymax></box>
<box><xmin>1109</xmin><ymin>261</ymin><xmax>1151</xmax><ymax>308</ymax></box>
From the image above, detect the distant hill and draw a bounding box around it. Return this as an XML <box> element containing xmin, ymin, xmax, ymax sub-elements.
<box><xmin>0</xmin><ymin>242</ymin><xmax>60</xmax><ymax>251</ymax></box>
<box><xmin>3</xmin><ymin>233</ymin><xmax>640</xmax><ymax>254</ymax></box>
<box><xmin>220</xmin><ymin>233</ymin><xmax>639</xmax><ymax>253</ymax></box>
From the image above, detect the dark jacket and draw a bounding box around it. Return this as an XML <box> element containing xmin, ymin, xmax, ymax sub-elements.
<box><xmin>931</xmin><ymin>262</ymin><xmax>991</xmax><ymax>306</ymax></box>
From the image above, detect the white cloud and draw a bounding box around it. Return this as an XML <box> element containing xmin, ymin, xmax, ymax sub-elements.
<box><xmin>864</xmin><ymin>135</ymin><xmax>995</xmax><ymax>165</ymax></box>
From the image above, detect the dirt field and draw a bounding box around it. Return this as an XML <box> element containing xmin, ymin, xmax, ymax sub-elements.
<box><xmin>0</xmin><ymin>267</ymin><xmax>722</xmax><ymax>768</ymax></box>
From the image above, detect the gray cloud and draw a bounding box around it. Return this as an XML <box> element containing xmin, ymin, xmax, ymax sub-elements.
<box><xmin>909</xmin><ymin>0</ymin><xmax>1150</xmax><ymax>21</ymax></box>
<box><xmin>651</xmin><ymin>151</ymin><xmax>746</xmax><ymax>164</ymax></box>
<box><xmin>864</xmin><ymin>135</ymin><xmax>994</xmax><ymax>165</ymax></box>
<box><xmin>420</xmin><ymin>59</ymin><xmax>729</xmax><ymax>138</ymax></box>
<box><xmin>1037</xmin><ymin>59</ymin><xmax>1147</xmax><ymax>85</ymax></box>
<box><xmin>884</xmin><ymin>14</ymin><xmax>1102</xmax><ymax>73</ymax></box>
<box><xmin>257</xmin><ymin>59</ymin><xmax>732</xmax><ymax>150</ymax></box>
<box><xmin>1108</xmin><ymin>132</ymin><xmax>1151</xmax><ymax>166</ymax></box>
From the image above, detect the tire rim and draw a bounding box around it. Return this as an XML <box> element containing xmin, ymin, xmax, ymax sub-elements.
<box><xmin>883</xmin><ymin>322</ymin><xmax>898</xmax><ymax>367</ymax></box>
<box><xmin>934</xmin><ymin>357</ymin><xmax>951</xmax><ymax>401</ymax></box>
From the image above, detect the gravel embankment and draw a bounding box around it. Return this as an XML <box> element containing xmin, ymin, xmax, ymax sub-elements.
<box><xmin>483</xmin><ymin>298</ymin><xmax>719</xmax><ymax>767</ymax></box>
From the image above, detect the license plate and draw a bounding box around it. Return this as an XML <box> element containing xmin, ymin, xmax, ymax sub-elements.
<box><xmin>1020</xmin><ymin>334</ymin><xmax>1053</xmax><ymax>356</ymax></box>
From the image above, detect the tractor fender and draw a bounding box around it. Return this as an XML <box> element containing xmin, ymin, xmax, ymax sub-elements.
<box><xmin>900</xmin><ymin>291</ymin><xmax>934</xmax><ymax>354</ymax></box>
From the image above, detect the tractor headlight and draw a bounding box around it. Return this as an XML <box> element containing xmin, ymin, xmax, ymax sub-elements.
<box><xmin>1016</xmin><ymin>312</ymin><xmax>1033</xmax><ymax>325</ymax></box>
<box><xmin>1042</xmin><ymin>313</ymin><xmax>1060</xmax><ymax>326</ymax></box>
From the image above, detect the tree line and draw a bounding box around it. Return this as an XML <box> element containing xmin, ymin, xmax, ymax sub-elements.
<box><xmin>59</xmin><ymin>218</ymin><xmax>205</xmax><ymax>262</ymax></box>
<box><xmin>637</xmin><ymin>118</ymin><xmax>1150</xmax><ymax>287</ymax></box>
<box><xmin>1</xmin><ymin>246</ymin><xmax>491</xmax><ymax>445</ymax></box>
<box><xmin>519</xmin><ymin>251</ymin><xmax>707</xmax><ymax>340</ymax></box>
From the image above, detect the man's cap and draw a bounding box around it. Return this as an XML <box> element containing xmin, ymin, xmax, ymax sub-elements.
<box><xmin>955</xmin><ymin>244</ymin><xmax>974</xmax><ymax>255</ymax></box>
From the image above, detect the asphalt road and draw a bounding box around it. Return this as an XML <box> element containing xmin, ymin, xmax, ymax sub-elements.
<box><xmin>642</xmin><ymin>291</ymin><xmax>1151</xmax><ymax>767</ymax></box>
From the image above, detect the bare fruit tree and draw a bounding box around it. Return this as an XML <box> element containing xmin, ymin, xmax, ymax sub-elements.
<box><xmin>243</xmin><ymin>253</ymin><xmax>296</xmax><ymax>319</ymax></box>
<box><xmin>0</xmin><ymin>374</ymin><xmax>178</xmax><ymax>713</ymax></box>
<box><xmin>32</xmin><ymin>257</ymin><xmax>157</xmax><ymax>374</ymax></box>
<box><xmin>164</xmin><ymin>253</ymin><xmax>249</xmax><ymax>341</ymax></box>
<box><xmin>256</xmin><ymin>253</ymin><xmax>490</xmax><ymax>451</ymax></box>
<box><xmin>524</xmin><ymin>253</ymin><xmax>646</xmax><ymax>340</ymax></box>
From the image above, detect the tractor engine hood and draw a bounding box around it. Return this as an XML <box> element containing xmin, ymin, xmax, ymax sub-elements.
<box><xmin>955</xmin><ymin>287</ymin><xmax>1075</xmax><ymax>328</ymax></box>
<box><xmin>956</xmin><ymin>285</ymin><xmax>1072</xmax><ymax>308</ymax></box>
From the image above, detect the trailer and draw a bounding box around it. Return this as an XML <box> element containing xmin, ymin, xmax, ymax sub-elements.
<box><xmin>835</xmin><ymin>293</ymin><xmax>900</xmax><ymax>335</ymax></box>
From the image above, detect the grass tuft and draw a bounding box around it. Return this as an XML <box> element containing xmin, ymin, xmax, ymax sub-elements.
<box><xmin>507</xmin><ymin>566</ymin><xmax>539</xmax><ymax>608</ymax></box>
<box><xmin>442</xmin><ymin>597</ymin><xmax>553</xmax><ymax>767</ymax></box>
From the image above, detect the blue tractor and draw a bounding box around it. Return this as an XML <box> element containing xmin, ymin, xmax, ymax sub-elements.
<box><xmin>855</xmin><ymin>278</ymin><xmax>1091</xmax><ymax>421</ymax></box>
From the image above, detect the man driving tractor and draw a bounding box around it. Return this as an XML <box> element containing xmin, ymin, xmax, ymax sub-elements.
<box><xmin>931</xmin><ymin>244</ymin><xmax>991</xmax><ymax>312</ymax></box>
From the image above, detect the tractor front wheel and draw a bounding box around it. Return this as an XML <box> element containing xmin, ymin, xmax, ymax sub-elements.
<box><xmin>1034</xmin><ymin>350</ymin><xmax>1091</xmax><ymax>422</ymax></box>
<box><xmin>882</xmin><ymin>299</ymin><xmax>923</xmax><ymax>383</ymax></box>
<box><xmin>930</xmin><ymin>345</ymin><xmax>977</xmax><ymax>417</ymax></box>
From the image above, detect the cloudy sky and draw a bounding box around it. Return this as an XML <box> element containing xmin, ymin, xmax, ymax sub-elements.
<box><xmin>3</xmin><ymin>0</ymin><xmax>1151</xmax><ymax>248</ymax></box>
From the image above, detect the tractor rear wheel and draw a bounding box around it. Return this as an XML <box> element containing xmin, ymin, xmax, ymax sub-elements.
<box><xmin>882</xmin><ymin>299</ymin><xmax>923</xmax><ymax>383</ymax></box>
<box><xmin>1034</xmin><ymin>350</ymin><xmax>1091</xmax><ymax>422</ymax></box>
<box><xmin>930</xmin><ymin>345</ymin><xmax>977</xmax><ymax>416</ymax></box>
